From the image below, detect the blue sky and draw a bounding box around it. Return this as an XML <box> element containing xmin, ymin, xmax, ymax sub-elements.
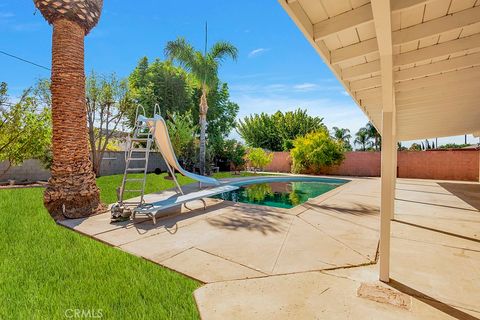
<box><xmin>0</xmin><ymin>0</ymin><xmax>476</xmax><ymax>146</ymax></box>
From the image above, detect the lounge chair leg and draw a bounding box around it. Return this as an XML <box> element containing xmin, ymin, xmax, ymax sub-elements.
<box><xmin>200</xmin><ymin>199</ymin><xmax>207</xmax><ymax>210</ymax></box>
<box><xmin>152</xmin><ymin>214</ymin><xmax>156</xmax><ymax>225</ymax></box>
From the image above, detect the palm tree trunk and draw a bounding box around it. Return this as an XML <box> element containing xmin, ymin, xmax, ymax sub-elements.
<box><xmin>44</xmin><ymin>19</ymin><xmax>104</xmax><ymax>219</ymax></box>
<box><xmin>198</xmin><ymin>87</ymin><xmax>208</xmax><ymax>175</ymax></box>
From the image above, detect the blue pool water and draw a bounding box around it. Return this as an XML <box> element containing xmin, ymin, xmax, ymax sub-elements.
<box><xmin>211</xmin><ymin>177</ymin><xmax>348</xmax><ymax>209</ymax></box>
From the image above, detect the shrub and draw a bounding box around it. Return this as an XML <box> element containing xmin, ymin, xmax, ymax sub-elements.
<box><xmin>246</xmin><ymin>148</ymin><xmax>273</xmax><ymax>172</ymax></box>
<box><xmin>290</xmin><ymin>131</ymin><xmax>345</xmax><ymax>174</ymax></box>
<box><xmin>237</xmin><ymin>109</ymin><xmax>326</xmax><ymax>151</ymax></box>
<box><xmin>224</xmin><ymin>140</ymin><xmax>246</xmax><ymax>172</ymax></box>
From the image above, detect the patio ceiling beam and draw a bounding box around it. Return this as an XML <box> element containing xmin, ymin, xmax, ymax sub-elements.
<box><xmin>314</xmin><ymin>0</ymin><xmax>434</xmax><ymax>42</ymax></box>
<box><xmin>395</xmin><ymin>33</ymin><xmax>480</xmax><ymax>66</ymax></box>
<box><xmin>351</xmin><ymin>53</ymin><xmax>480</xmax><ymax>92</ymax></box>
<box><xmin>314</xmin><ymin>4</ymin><xmax>373</xmax><ymax>41</ymax></box>
<box><xmin>349</xmin><ymin>76</ymin><xmax>382</xmax><ymax>91</ymax></box>
<box><xmin>393</xmin><ymin>5</ymin><xmax>480</xmax><ymax>46</ymax></box>
<box><xmin>360</xmin><ymin>81</ymin><xmax>480</xmax><ymax>105</ymax></box>
<box><xmin>395</xmin><ymin>66</ymin><xmax>480</xmax><ymax>91</ymax></box>
<box><xmin>399</xmin><ymin>125</ymin><xmax>480</xmax><ymax>141</ymax></box>
<box><xmin>395</xmin><ymin>81</ymin><xmax>479</xmax><ymax>99</ymax></box>
<box><xmin>332</xmin><ymin>5</ymin><xmax>480</xmax><ymax>64</ymax></box>
<box><xmin>396</xmin><ymin>93</ymin><xmax>480</xmax><ymax>108</ymax></box>
<box><xmin>370</xmin><ymin>0</ymin><xmax>395</xmax><ymax>283</ymax></box>
<box><xmin>398</xmin><ymin>117</ymin><xmax>480</xmax><ymax>132</ymax></box>
<box><xmin>343</xmin><ymin>33</ymin><xmax>480</xmax><ymax>80</ymax></box>
<box><xmin>395</xmin><ymin>52</ymin><xmax>480</xmax><ymax>81</ymax></box>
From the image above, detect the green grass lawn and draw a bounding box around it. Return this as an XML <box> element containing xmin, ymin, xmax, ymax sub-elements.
<box><xmin>0</xmin><ymin>172</ymin><xmax>255</xmax><ymax>319</ymax></box>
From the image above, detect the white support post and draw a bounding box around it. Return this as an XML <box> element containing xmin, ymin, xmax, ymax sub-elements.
<box><xmin>380</xmin><ymin>111</ymin><xmax>395</xmax><ymax>282</ymax></box>
<box><xmin>371</xmin><ymin>0</ymin><xmax>395</xmax><ymax>283</ymax></box>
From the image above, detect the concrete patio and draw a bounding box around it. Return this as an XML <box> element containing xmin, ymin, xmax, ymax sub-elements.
<box><xmin>59</xmin><ymin>176</ymin><xmax>480</xmax><ymax>319</ymax></box>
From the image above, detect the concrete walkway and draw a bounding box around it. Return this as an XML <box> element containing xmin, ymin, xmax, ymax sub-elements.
<box><xmin>59</xmin><ymin>176</ymin><xmax>480</xmax><ymax>319</ymax></box>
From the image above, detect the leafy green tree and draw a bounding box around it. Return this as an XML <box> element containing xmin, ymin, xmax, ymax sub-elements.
<box><xmin>0</xmin><ymin>82</ymin><xmax>52</xmax><ymax>177</ymax></box>
<box><xmin>365</xmin><ymin>122</ymin><xmax>381</xmax><ymax>150</ymax></box>
<box><xmin>438</xmin><ymin>143</ymin><xmax>470</xmax><ymax>149</ymax></box>
<box><xmin>332</xmin><ymin>126</ymin><xmax>352</xmax><ymax>151</ymax></box>
<box><xmin>128</xmin><ymin>57</ymin><xmax>194</xmax><ymax>122</ymax></box>
<box><xmin>214</xmin><ymin>139</ymin><xmax>246</xmax><ymax>173</ymax></box>
<box><xmin>409</xmin><ymin>143</ymin><xmax>422</xmax><ymax>151</ymax></box>
<box><xmin>354</xmin><ymin>127</ymin><xmax>372</xmax><ymax>151</ymax></box>
<box><xmin>165</xmin><ymin>37</ymin><xmax>238</xmax><ymax>175</ymax></box>
<box><xmin>166</xmin><ymin>111</ymin><xmax>197</xmax><ymax>160</ymax></box>
<box><xmin>192</xmin><ymin>83</ymin><xmax>239</xmax><ymax>156</ymax></box>
<box><xmin>237</xmin><ymin>112</ymin><xmax>282</xmax><ymax>151</ymax></box>
<box><xmin>86</xmin><ymin>72</ymin><xmax>136</xmax><ymax>176</ymax></box>
<box><xmin>237</xmin><ymin>109</ymin><xmax>325</xmax><ymax>151</ymax></box>
<box><xmin>397</xmin><ymin>142</ymin><xmax>407</xmax><ymax>151</ymax></box>
<box><xmin>246</xmin><ymin>148</ymin><xmax>273</xmax><ymax>172</ymax></box>
<box><xmin>290</xmin><ymin>131</ymin><xmax>345</xmax><ymax>174</ymax></box>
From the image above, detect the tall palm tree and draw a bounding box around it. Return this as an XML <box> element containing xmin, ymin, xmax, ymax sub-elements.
<box><xmin>165</xmin><ymin>37</ymin><xmax>237</xmax><ymax>175</ymax></box>
<box><xmin>354</xmin><ymin>127</ymin><xmax>371</xmax><ymax>151</ymax></box>
<box><xmin>33</xmin><ymin>0</ymin><xmax>104</xmax><ymax>219</ymax></box>
<box><xmin>365</xmin><ymin>122</ymin><xmax>381</xmax><ymax>151</ymax></box>
<box><xmin>332</xmin><ymin>127</ymin><xmax>352</xmax><ymax>150</ymax></box>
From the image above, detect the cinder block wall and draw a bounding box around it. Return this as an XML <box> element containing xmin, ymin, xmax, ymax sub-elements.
<box><xmin>0</xmin><ymin>159</ymin><xmax>51</xmax><ymax>182</ymax></box>
<box><xmin>266</xmin><ymin>152</ymin><xmax>291</xmax><ymax>172</ymax></box>
<box><xmin>397</xmin><ymin>150</ymin><xmax>479</xmax><ymax>181</ymax></box>
<box><xmin>322</xmin><ymin>152</ymin><xmax>381</xmax><ymax>177</ymax></box>
<box><xmin>0</xmin><ymin>151</ymin><xmax>168</xmax><ymax>183</ymax></box>
<box><xmin>265</xmin><ymin>150</ymin><xmax>480</xmax><ymax>181</ymax></box>
<box><xmin>99</xmin><ymin>151</ymin><xmax>167</xmax><ymax>176</ymax></box>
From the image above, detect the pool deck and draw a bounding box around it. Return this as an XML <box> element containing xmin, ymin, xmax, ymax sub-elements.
<box><xmin>58</xmin><ymin>175</ymin><xmax>480</xmax><ymax>319</ymax></box>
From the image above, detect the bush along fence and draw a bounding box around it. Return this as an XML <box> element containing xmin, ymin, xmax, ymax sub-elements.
<box><xmin>0</xmin><ymin>151</ymin><xmax>167</xmax><ymax>183</ymax></box>
<box><xmin>264</xmin><ymin>150</ymin><xmax>480</xmax><ymax>182</ymax></box>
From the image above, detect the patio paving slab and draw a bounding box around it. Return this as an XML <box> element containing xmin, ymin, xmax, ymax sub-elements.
<box><xmin>161</xmin><ymin>248</ymin><xmax>265</xmax><ymax>283</ymax></box>
<box><xmin>272</xmin><ymin>216</ymin><xmax>371</xmax><ymax>274</ymax></box>
<box><xmin>194</xmin><ymin>271</ymin><xmax>458</xmax><ymax>320</ymax></box>
<box><xmin>299</xmin><ymin>208</ymin><xmax>379</xmax><ymax>261</ymax></box>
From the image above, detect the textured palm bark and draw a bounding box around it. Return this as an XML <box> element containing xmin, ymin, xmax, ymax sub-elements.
<box><xmin>44</xmin><ymin>19</ymin><xmax>104</xmax><ymax>219</ymax></box>
<box><xmin>198</xmin><ymin>87</ymin><xmax>208</xmax><ymax>175</ymax></box>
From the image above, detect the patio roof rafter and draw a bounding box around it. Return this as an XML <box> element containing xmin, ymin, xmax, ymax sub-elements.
<box><xmin>314</xmin><ymin>0</ymin><xmax>434</xmax><ymax>42</ymax></box>
<box><xmin>331</xmin><ymin>5</ymin><xmax>480</xmax><ymax>65</ymax></box>
<box><xmin>350</xmin><ymin>52</ymin><xmax>480</xmax><ymax>91</ymax></box>
<box><xmin>343</xmin><ymin>33</ymin><xmax>480</xmax><ymax>80</ymax></box>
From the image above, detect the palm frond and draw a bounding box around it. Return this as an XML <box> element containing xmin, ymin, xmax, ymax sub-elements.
<box><xmin>164</xmin><ymin>37</ymin><xmax>198</xmax><ymax>72</ymax></box>
<box><xmin>208</xmin><ymin>41</ymin><xmax>238</xmax><ymax>64</ymax></box>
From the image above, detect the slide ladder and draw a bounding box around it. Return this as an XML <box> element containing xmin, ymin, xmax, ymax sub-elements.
<box><xmin>111</xmin><ymin>107</ymin><xmax>154</xmax><ymax>220</ymax></box>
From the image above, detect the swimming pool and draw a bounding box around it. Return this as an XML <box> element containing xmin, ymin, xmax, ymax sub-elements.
<box><xmin>211</xmin><ymin>177</ymin><xmax>348</xmax><ymax>209</ymax></box>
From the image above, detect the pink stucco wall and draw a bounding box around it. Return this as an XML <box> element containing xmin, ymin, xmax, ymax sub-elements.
<box><xmin>265</xmin><ymin>150</ymin><xmax>480</xmax><ymax>181</ymax></box>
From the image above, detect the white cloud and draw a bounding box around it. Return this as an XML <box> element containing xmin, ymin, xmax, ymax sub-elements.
<box><xmin>248</xmin><ymin>48</ymin><xmax>269</xmax><ymax>58</ymax></box>
<box><xmin>293</xmin><ymin>83</ymin><xmax>318</xmax><ymax>91</ymax></box>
